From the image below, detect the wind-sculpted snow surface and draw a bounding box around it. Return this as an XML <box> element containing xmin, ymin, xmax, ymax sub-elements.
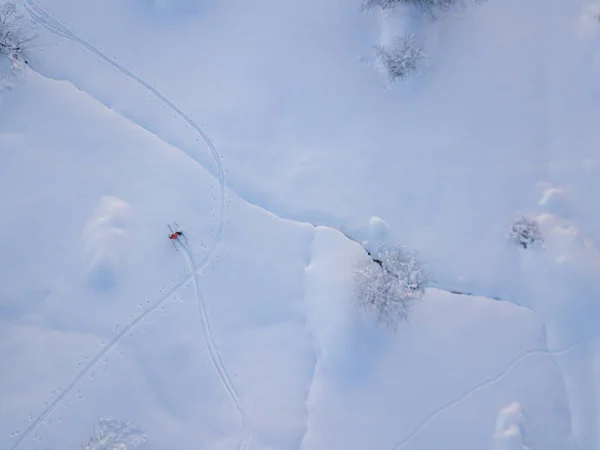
<box><xmin>2</xmin><ymin>0</ymin><xmax>600</xmax><ymax>448</ymax></box>
<box><xmin>24</xmin><ymin>0</ymin><xmax>227</xmax><ymax>246</ymax></box>
<box><xmin>0</xmin><ymin>72</ymin><xmax>229</xmax><ymax>450</ymax></box>
<box><xmin>3</xmin><ymin>2</ymin><xmax>232</xmax><ymax>448</ymax></box>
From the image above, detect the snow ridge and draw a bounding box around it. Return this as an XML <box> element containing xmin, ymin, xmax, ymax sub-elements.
<box><xmin>23</xmin><ymin>0</ymin><xmax>227</xmax><ymax>270</ymax></box>
<box><xmin>298</xmin><ymin>229</ymin><xmax>318</xmax><ymax>450</ymax></box>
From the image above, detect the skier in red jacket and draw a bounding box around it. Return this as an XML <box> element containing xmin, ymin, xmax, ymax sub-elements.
<box><xmin>168</xmin><ymin>224</ymin><xmax>187</xmax><ymax>251</ymax></box>
<box><xmin>169</xmin><ymin>231</ymin><xmax>183</xmax><ymax>241</ymax></box>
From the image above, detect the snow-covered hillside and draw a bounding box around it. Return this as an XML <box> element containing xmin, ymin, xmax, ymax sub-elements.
<box><xmin>1</xmin><ymin>0</ymin><xmax>599</xmax><ymax>449</ymax></box>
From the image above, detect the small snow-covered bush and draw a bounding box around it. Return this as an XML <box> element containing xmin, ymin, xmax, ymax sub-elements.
<box><xmin>0</xmin><ymin>2</ymin><xmax>34</xmax><ymax>64</ymax></box>
<box><xmin>363</xmin><ymin>0</ymin><xmax>486</xmax><ymax>18</ymax></box>
<box><xmin>363</xmin><ymin>0</ymin><xmax>402</xmax><ymax>9</ymax></box>
<box><xmin>355</xmin><ymin>243</ymin><xmax>427</xmax><ymax>330</ymax></box>
<box><xmin>510</xmin><ymin>216</ymin><xmax>542</xmax><ymax>249</ymax></box>
<box><xmin>375</xmin><ymin>35</ymin><xmax>425</xmax><ymax>83</ymax></box>
<box><xmin>364</xmin><ymin>0</ymin><xmax>458</xmax><ymax>11</ymax></box>
<box><xmin>82</xmin><ymin>417</ymin><xmax>147</xmax><ymax>450</ymax></box>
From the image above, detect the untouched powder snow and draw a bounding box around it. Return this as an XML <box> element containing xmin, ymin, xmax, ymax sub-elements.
<box><xmin>1</xmin><ymin>0</ymin><xmax>600</xmax><ymax>449</ymax></box>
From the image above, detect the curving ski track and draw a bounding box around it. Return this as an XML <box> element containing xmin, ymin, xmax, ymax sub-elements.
<box><xmin>180</xmin><ymin>243</ymin><xmax>250</xmax><ymax>450</ymax></box>
<box><xmin>12</xmin><ymin>2</ymin><xmax>248</xmax><ymax>449</ymax></box>
<box><xmin>24</xmin><ymin>0</ymin><xmax>226</xmax><ymax>229</ymax></box>
<box><xmin>392</xmin><ymin>334</ymin><xmax>598</xmax><ymax>450</ymax></box>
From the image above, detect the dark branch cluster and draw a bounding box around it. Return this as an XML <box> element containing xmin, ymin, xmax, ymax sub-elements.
<box><xmin>510</xmin><ymin>216</ymin><xmax>543</xmax><ymax>249</ymax></box>
<box><xmin>0</xmin><ymin>2</ymin><xmax>34</xmax><ymax>63</ymax></box>
<box><xmin>374</xmin><ymin>35</ymin><xmax>425</xmax><ymax>82</ymax></box>
<box><xmin>355</xmin><ymin>243</ymin><xmax>427</xmax><ymax>330</ymax></box>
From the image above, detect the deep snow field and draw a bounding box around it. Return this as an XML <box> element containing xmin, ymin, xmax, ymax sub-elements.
<box><xmin>1</xmin><ymin>0</ymin><xmax>600</xmax><ymax>449</ymax></box>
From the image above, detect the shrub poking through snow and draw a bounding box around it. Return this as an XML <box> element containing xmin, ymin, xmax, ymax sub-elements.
<box><xmin>363</xmin><ymin>0</ymin><xmax>403</xmax><ymax>9</ymax></box>
<box><xmin>355</xmin><ymin>243</ymin><xmax>427</xmax><ymax>330</ymax></box>
<box><xmin>364</xmin><ymin>0</ymin><xmax>460</xmax><ymax>13</ymax></box>
<box><xmin>510</xmin><ymin>216</ymin><xmax>542</xmax><ymax>249</ymax></box>
<box><xmin>82</xmin><ymin>417</ymin><xmax>147</xmax><ymax>450</ymax></box>
<box><xmin>0</xmin><ymin>1</ymin><xmax>34</xmax><ymax>64</ymax></box>
<box><xmin>369</xmin><ymin>0</ymin><xmax>462</xmax><ymax>10</ymax></box>
<box><xmin>363</xmin><ymin>0</ymin><xmax>486</xmax><ymax>18</ymax></box>
<box><xmin>374</xmin><ymin>35</ymin><xmax>425</xmax><ymax>83</ymax></box>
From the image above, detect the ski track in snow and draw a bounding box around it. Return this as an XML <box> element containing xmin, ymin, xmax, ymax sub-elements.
<box><xmin>14</xmin><ymin>3</ymin><xmax>594</xmax><ymax>450</ymax></box>
<box><xmin>12</xmin><ymin>2</ymin><xmax>245</xmax><ymax>449</ymax></box>
<box><xmin>9</xmin><ymin>276</ymin><xmax>194</xmax><ymax>450</ymax></box>
<box><xmin>180</xmin><ymin>242</ymin><xmax>250</xmax><ymax>450</ymax></box>
<box><xmin>391</xmin><ymin>334</ymin><xmax>597</xmax><ymax>450</ymax></box>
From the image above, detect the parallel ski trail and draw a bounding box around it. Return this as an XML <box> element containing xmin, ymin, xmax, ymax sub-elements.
<box><xmin>9</xmin><ymin>275</ymin><xmax>193</xmax><ymax>450</ymax></box>
<box><xmin>180</xmin><ymin>243</ymin><xmax>250</xmax><ymax>450</ymax></box>
<box><xmin>13</xmin><ymin>2</ymin><xmax>247</xmax><ymax>449</ymax></box>
<box><xmin>391</xmin><ymin>335</ymin><xmax>597</xmax><ymax>450</ymax></box>
<box><xmin>24</xmin><ymin>0</ymin><xmax>226</xmax><ymax>268</ymax></box>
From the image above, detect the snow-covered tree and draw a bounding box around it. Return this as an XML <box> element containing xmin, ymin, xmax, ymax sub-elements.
<box><xmin>374</xmin><ymin>35</ymin><xmax>425</xmax><ymax>83</ymax></box>
<box><xmin>510</xmin><ymin>216</ymin><xmax>542</xmax><ymax>249</ymax></box>
<box><xmin>82</xmin><ymin>417</ymin><xmax>147</xmax><ymax>450</ymax></box>
<box><xmin>355</xmin><ymin>243</ymin><xmax>427</xmax><ymax>330</ymax></box>
<box><xmin>0</xmin><ymin>2</ymin><xmax>34</xmax><ymax>64</ymax></box>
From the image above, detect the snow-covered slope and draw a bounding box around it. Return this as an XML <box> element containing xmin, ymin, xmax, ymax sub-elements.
<box><xmin>1</xmin><ymin>0</ymin><xmax>600</xmax><ymax>449</ymax></box>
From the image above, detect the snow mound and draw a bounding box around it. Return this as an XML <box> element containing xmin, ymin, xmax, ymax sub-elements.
<box><xmin>537</xmin><ymin>182</ymin><xmax>570</xmax><ymax>218</ymax></box>
<box><xmin>536</xmin><ymin>213</ymin><xmax>600</xmax><ymax>269</ymax></box>
<box><xmin>520</xmin><ymin>211</ymin><xmax>600</xmax><ymax>347</ymax></box>
<box><xmin>82</xmin><ymin>196</ymin><xmax>132</xmax><ymax>292</ymax></box>
<box><xmin>492</xmin><ymin>402</ymin><xmax>529</xmax><ymax>450</ymax></box>
<box><xmin>362</xmin><ymin>215</ymin><xmax>390</xmax><ymax>253</ymax></box>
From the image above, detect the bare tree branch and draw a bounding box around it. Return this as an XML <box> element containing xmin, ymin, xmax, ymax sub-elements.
<box><xmin>0</xmin><ymin>1</ymin><xmax>35</xmax><ymax>64</ymax></box>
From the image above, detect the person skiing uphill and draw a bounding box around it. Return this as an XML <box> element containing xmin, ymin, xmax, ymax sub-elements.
<box><xmin>169</xmin><ymin>231</ymin><xmax>183</xmax><ymax>241</ymax></box>
<box><xmin>167</xmin><ymin>223</ymin><xmax>187</xmax><ymax>250</ymax></box>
